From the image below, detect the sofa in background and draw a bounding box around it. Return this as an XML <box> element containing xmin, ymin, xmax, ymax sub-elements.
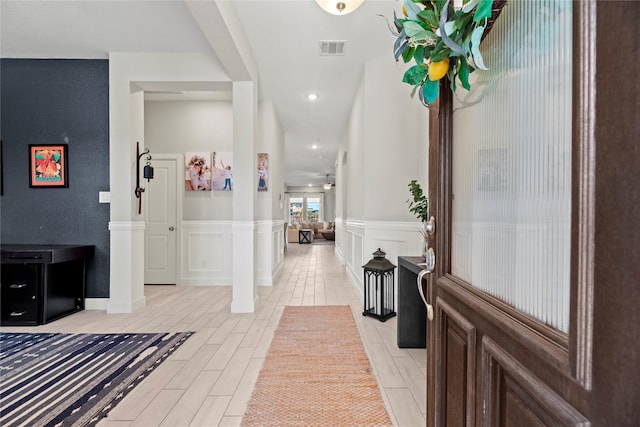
<box><xmin>287</xmin><ymin>222</ymin><xmax>331</xmax><ymax>243</ymax></box>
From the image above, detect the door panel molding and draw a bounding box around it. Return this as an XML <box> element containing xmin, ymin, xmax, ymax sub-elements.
<box><xmin>436</xmin><ymin>299</ymin><xmax>476</xmax><ymax>427</ymax></box>
<box><xmin>481</xmin><ymin>336</ymin><xmax>590</xmax><ymax>426</ymax></box>
<box><xmin>570</xmin><ymin>0</ymin><xmax>596</xmax><ymax>390</ymax></box>
<box><xmin>439</xmin><ymin>274</ymin><xmax>568</xmax><ymax>372</ymax></box>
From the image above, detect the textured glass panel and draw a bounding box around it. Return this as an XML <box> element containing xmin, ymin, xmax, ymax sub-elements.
<box><xmin>451</xmin><ymin>0</ymin><xmax>572</xmax><ymax>332</ymax></box>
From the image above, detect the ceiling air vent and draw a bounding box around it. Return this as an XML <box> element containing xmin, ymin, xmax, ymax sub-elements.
<box><xmin>319</xmin><ymin>40</ymin><xmax>346</xmax><ymax>56</ymax></box>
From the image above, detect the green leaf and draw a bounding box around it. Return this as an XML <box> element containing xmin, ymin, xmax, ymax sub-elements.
<box><xmin>394</xmin><ymin>40</ymin><xmax>409</xmax><ymax>62</ymax></box>
<box><xmin>470</xmin><ymin>25</ymin><xmax>488</xmax><ymax>69</ymax></box>
<box><xmin>431</xmin><ymin>46</ymin><xmax>451</xmax><ymax>62</ymax></box>
<box><xmin>402</xmin><ymin>64</ymin><xmax>428</xmax><ymax>85</ymax></box>
<box><xmin>404</xmin><ymin>0</ymin><xmax>421</xmax><ymax>20</ymax></box>
<box><xmin>449</xmin><ymin>69</ymin><xmax>457</xmax><ymax>92</ymax></box>
<box><xmin>458</xmin><ymin>59</ymin><xmax>471</xmax><ymax>90</ymax></box>
<box><xmin>438</xmin><ymin>0</ymin><xmax>466</xmax><ymax>56</ymax></box>
<box><xmin>410</xmin><ymin>83</ymin><xmax>420</xmax><ymax>98</ymax></box>
<box><xmin>454</xmin><ymin>13</ymin><xmax>473</xmax><ymax>31</ymax></box>
<box><xmin>411</xmin><ymin>85</ymin><xmax>422</xmax><ymax>98</ymax></box>
<box><xmin>414</xmin><ymin>45</ymin><xmax>426</xmax><ymax>64</ymax></box>
<box><xmin>402</xmin><ymin>46</ymin><xmax>416</xmax><ymax>63</ymax></box>
<box><xmin>403</xmin><ymin>21</ymin><xmax>426</xmax><ymax>37</ymax></box>
<box><xmin>432</xmin><ymin>0</ymin><xmax>447</xmax><ymax>14</ymax></box>
<box><xmin>430</xmin><ymin>38</ymin><xmax>444</xmax><ymax>56</ymax></box>
<box><xmin>422</xmin><ymin>78</ymin><xmax>439</xmax><ymax>104</ymax></box>
<box><xmin>462</xmin><ymin>0</ymin><xmax>480</xmax><ymax>13</ymax></box>
<box><xmin>473</xmin><ymin>0</ymin><xmax>493</xmax><ymax>22</ymax></box>
<box><xmin>436</xmin><ymin>21</ymin><xmax>457</xmax><ymax>37</ymax></box>
<box><xmin>417</xmin><ymin>9</ymin><xmax>439</xmax><ymax>28</ymax></box>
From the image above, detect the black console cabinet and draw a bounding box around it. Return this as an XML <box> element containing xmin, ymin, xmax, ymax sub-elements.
<box><xmin>1</xmin><ymin>244</ymin><xmax>95</xmax><ymax>326</ymax></box>
<box><xmin>397</xmin><ymin>256</ymin><xmax>428</xmax><ymax>348</ymax></box>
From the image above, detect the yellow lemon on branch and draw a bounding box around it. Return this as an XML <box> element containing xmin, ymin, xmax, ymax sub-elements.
<box><xmin>428</xmin><ymin>58</ymin><xmax>450</xmax><ymax>81</ymax></box>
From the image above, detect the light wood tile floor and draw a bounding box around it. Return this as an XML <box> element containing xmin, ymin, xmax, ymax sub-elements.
<box><xmin>1</xmin><ymin>243</ymin><xmax>426</xmax><ymax>427</ymax></box>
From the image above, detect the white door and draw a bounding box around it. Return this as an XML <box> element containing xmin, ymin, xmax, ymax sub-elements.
<box><xmin>144</xmin><ymin>158</ymin><xmax>177</xmax><ymax>284</ymax></box>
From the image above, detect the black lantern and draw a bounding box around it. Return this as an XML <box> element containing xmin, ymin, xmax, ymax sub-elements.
<box><xmin>143</xmin><ymin>161</ymin><xmax>154</xmax><ymax>181</ymax></box>
<box><xmin>362</xmin><ymin>248</ymin><xmax>397</xmax><ymax>322</ymax></box>
<box><xmin>134</xmin><ymin>141</ymin><xmax>153</xmax><ymax>215</ymax></box>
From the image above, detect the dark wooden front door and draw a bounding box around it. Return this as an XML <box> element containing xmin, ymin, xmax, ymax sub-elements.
<box><xmin>425</xmin><ymin>2</ymin><xmax>640</xmax><ymax>426</ymax></box>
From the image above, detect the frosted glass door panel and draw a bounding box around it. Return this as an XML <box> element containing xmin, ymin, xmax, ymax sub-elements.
<box><xmin>451</xmin><ymin>0</ymin><xmax>572</xmax><ymax>332</ymax></box>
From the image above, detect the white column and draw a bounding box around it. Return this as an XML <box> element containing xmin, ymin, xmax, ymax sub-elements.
<box><xmin>107</xmin><ymin>222</ymin><xmax>147</xmax><ymax>312</ymax></box>
<box><xmin>107</xmin><ymin>66</ymin><xmax>146</xmax><ymax>313</ymax></box>
<box><xmin>231</xmin><ymin>81</ymin><xmax>257</xmax><ymax>312</ymax></box>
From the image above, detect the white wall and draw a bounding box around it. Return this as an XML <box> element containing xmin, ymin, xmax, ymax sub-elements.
<box><xmin>334</xmin><ymin>54</ymin><xmax>429</xmax><ymax>304</ymax></box>
<box><xmin>145</xmin><ymin>100</ymin><xmax>234</xmax><ymax>220</ymax></box>
<box><xmin>363</xmin><ymin>55</ymin><xmax>429</xmax><ymax>221</ymax></box>
<box><xmin>257</xmin><ymin>101</ymin><xmax>285</xmax><ymax>221</ymax></box>
<box><xmin>255</xmin><ymin>101</ymin><xmax>286</xmax><ymax>285</ymax></box>
<box><xmin>344</xmin><ymin>79</ymin><xmax>366</xmax><ymax>220</ymax></box>
<box><xmin>108</xmin><ymin>52</ymin><xmax>231</xmax><ymax>313</ymax></box>
<box><xmin>144</xmin><ymin>98</ymin><xmax>285</xmax><ymax>289</ymax></box>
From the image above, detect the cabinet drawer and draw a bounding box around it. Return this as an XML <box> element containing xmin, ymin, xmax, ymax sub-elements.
<box><xmin>1</xmin><ymin>301</ymin><xmax>38</xmax><ymax>324</ymax></box>
<box><xmin>1</xmin><ymin>264</ymin><xmax>40</xmax><ymax>325</ymax></box>
<box><xmin>1</xmin><ymin>251</ymin><xmax>52</xmax><ymax>263</ymax></box>
<box><xmin>2</xmin><ymin>265</ymin><xmax>38</xmax><ymax>298</ymax></box>
<box><xmin>2</xmin><ymin>280</ymin><xmax>37</xmax><ymax>299</ymax></box>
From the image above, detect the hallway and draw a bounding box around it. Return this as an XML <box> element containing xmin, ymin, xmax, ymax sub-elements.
<box><xmin>4</xmin><ymin>244</ymin><xmax>426</xmax><ymax>426</ymax></box>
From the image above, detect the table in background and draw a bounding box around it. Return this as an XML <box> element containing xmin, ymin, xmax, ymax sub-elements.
<box><xmin>1</xmin><ymin>244</ymin><xmax>95</xmax><ymax>326</ymax></box>
<box><xmin>298</xmin><ymin>229</ymin><xmax>313</xmax><ymax>244</ymax></box>
<box><xmin>321</xmin><ymin>231</ymin><xmax>335</xmax><ymax>241</ymax></box>
<box><xmin>397</xmin><ymin>256</ymin><xmax>428</xmax><ymax>348</ymax></box>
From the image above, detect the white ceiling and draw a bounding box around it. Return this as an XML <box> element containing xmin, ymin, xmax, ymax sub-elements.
<box><xmin>0</xmin><ymin>0</ymin><xmax>399</xmax><ymax>187</ymax></box>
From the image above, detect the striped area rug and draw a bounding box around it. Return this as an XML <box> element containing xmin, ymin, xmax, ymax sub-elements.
<box><xmin>0</xmin><ymin>331</ymin><xmax>191</xmax><ymax>427</ymax></box>
<box><xmin>242</xmin><ymin>305</ymin><xmax>392</xmax><ymax>426</ymax></box>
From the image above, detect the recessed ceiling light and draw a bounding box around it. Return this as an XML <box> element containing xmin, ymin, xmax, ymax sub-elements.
<box><xmin>308</xmin><ymin>183</ymin><xmax>313</xmax><ymax>187</ymax></box>
<box><xmin>312</xmin><ymin>144</ymin><xmax>318</xmax><ymax>149</ymax></box>
<box><xmin>306</xmin><ymin>93</ymin><xmax>318</xmax><ymax>101</ymax></box>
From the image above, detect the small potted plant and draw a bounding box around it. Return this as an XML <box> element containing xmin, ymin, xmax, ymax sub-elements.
<box><xmin>407</xmin><ymin>180</ymin><xmax>429</xmax><ymax>257</ymax></box>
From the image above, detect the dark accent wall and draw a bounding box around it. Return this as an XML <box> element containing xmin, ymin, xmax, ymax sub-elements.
<box><xmin>1</xmin><ymin>59</ymin><xmax>110</xmax><ymax>298</ymax></box>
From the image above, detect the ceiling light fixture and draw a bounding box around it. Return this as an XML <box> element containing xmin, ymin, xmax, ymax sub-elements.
<box><xmin>323</xmin><ymin>174</ymin><xmax>333</xmax><ymax>190</ymax></box>
<box><xmin>312</xmin><ymin>144</ymin><xmax>318</xmax><ymax>149</ymax></box>
<box><xmin>306</xmin><ymin>93</ymin><xmax>318</xmax><ymax>101</ymax></box>
<box><xmin>315</xmin><ymin>0</ymin><xmax>364</xmax><ymax>15</ymax></box>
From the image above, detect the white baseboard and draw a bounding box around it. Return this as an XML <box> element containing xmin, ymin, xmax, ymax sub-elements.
<box><xmin>85</xmin><ymin>298</ymin><xmax>109</xmax><ymax>310</ymax></box>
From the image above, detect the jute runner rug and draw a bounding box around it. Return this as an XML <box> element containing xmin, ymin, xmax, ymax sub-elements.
<box><xmin>242</xmin><ymin>305</ymin><xmax>392</xmax><ymax>426</ymax></box>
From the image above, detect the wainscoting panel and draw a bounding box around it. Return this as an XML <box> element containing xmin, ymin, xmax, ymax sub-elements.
<box><xmin>180</xmin><ymin>221</ymin><xmax>232</xmax><ymax>286</ymax></box>
<box><xmin>345</xmin><ymin>220</ymin><xmax>364</xmax><ymax>294</ymax></box>
<box><xmin>366</xmin><ymin>221</ymin><xmax>425</xmax><ymax>310</ymax></box>
<box><xmin>271</xmin><ymin>223</ymin><xmax>285</xmax><ymax>273</ymax></box>
<box><xmin>339</xmin><ymin>220</ymin><xmax>424</xmax><ymax>299</ymax></box>
<box><xmin>188</xmin><ymin>232</ymin><xmax>225</xmax><ymax>271</ymax></box>
<box><xmin>256</xmin><ymin>221</ymin><xmax>285</xmax><ymax>286</ymax></box>
<box><xmin>334</xmin><ymin>218</ymin><xmax>345</xmax><ymax>263</ymax></box>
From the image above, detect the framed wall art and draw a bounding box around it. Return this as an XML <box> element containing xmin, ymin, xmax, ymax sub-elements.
<box><xmin>29</xmin><ymin>144</ymin><xmax>68</xmax><ymax>188</ymax></box>
<box><xmin>211</xmin><ymin>151</ymin><xmax>233</xmax><ymax>191</ymax></box>
<box><xmin>185</xmin><ymin>152</ymin><xmax>212</xmax><ymax>191</ymax></box>
<box><xmin>257</xmin><ymin>152</ymin><xmax>268</xmax><ymax>191</ymax></box>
